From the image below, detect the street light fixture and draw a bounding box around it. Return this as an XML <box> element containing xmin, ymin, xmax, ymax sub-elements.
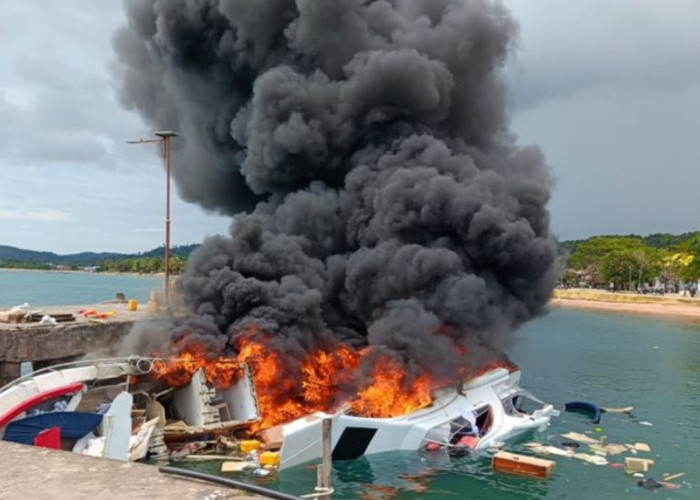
<box><xmin>127</xmin><ymin>131</ymin><xmax>180</xmax><ymax>308</ymax></box>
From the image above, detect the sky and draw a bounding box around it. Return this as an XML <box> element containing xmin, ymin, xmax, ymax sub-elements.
<box><xmin>0</xmin><ymin>1</ymin><xmax>698</xmax><ymax>254</ymax></box>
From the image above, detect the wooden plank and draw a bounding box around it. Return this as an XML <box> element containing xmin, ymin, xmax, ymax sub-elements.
<box><xmin>221</xmin><ymin>461</ymin><xmax>256</xmax><ymax>472</ymax></box>
<box><xmin>662</xmin><ymin>472</ymin><xmax>685</xmax><ymax>482</ymax></box>
<box><xmin>633</xmin><ymin>442</ymin><xmax>651</xmax><ymax>452</ymax></box>
<box><xmin>601</xmin><ymin>406</ymin><xmax>634</xmax><ymax>413</ymax></box>
<box><xmin>561</xmin><ymin>432</ymin><xmax>599</xmax><ymax>445</ymax></box>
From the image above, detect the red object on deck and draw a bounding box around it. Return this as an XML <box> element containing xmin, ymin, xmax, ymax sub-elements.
<box><xmin>0</xmin><ymin>382</ymin><xmax>84</xmax><ymax>428</ymax></box>
<box><xmin>33</xmin><ymin>427</ymin><xmax>61</xmax><ymax>450</ymax></box>
<box><xmin>457</xmin><ymin>435</ymin><xmax>480</xmax><ymax>448</ymax></box>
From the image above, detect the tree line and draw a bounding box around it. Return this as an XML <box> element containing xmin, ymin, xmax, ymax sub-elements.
<box><xmin>0</xmin><ymin>244</ymin><xmax>197</xmax><ymax>274</ymax></box>
<box><xmin>560</xmin><ymin>232</ymin><xmax>700</xmax><ymax>291</ymax></box>
<box><xmin>96</xmin><ymin>255</ymin><xmax>188</xmax><ymax>274</ymax></box>
<box><xmin>0</xmin><ymin>255</ymin><xmax>188</xmax><ymax>274</ymax></box>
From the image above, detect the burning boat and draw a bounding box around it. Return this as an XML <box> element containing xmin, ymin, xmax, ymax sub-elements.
<box><xmin>277</xmin><ymin>367</ymin><xmax>557</xmax><ymax>469</ymax></box>
<box><xmin>0</xmin><ymin>352</ymin><xmax>556</xmax><ymax>471</ymax></box>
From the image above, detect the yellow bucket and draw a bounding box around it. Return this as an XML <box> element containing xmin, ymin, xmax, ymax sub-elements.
<box><xmin>127</xmin><ymin>299</ymin><xmax>138</xmax><ymax>311</ymax></box>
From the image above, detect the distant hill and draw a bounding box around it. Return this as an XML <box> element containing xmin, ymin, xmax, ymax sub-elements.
<box><xmin>137</xmin><ymin>244</ymin><xmax>198</xmax><ymax>259</ymax></box>
<box><xmin>0</xmin><ymin>244</ymin><xmax>199</xmax><ymax>266</ymax></box>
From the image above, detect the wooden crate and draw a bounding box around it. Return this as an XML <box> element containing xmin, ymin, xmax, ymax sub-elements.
<box><xmin>492</xmin><ymin>451</ymin><xmax>556</xmax><ymax>479</ymax></box>
<box><xmin>625</xmin><ymin>457</ymin><xmax>655</xmax><ymax>473</ymax></box>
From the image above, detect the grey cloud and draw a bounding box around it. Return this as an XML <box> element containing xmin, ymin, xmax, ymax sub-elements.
<box><xmin>504</xmin><ymin>0</ymin><xmax>700</xmax><ymax>110</ymax></box>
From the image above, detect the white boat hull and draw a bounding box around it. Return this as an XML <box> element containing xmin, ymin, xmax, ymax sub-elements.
<box><xmin>279</xmin><ymin>368</ymin><xmax>557</xmax><ymax>469</ymax></box>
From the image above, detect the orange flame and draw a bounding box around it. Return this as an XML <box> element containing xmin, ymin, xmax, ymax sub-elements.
<box><xmin>152</xmin><ymin>342</ymin><xmax>243</xmax><ymax>389</ymax></box>
<box><xmin>235</xmin><ymin>336</ymin><xmax>364</xmax><ymax>430</ymax></box>
<box><xmin>349</xmin><ymin>354</ymin><xmax>432</xmax><ymax>418</ymax></box>
<box><xmin>150</xmin><ymin>324</ymin><xmax>514</xmax><ymax>432</ymax></box>
<box><xmin>470</xmin><ymin>359</ymin><xmax>518</xmax><ymax>379</ymax></box>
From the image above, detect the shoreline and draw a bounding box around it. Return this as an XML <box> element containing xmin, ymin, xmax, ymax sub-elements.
<box><xmin>0</xmin><ymin>268</ymin><xmax>171</xmax><ymax>278</ymax></box>
<box><xmin>3</xmin><ymin>273</ymin><xmax>700</xmax><ymax>323</ymax></box>
<box><xmin>550</xmin><ymin>289</ymin><xmax>700</xmax><ymax>322</ymax></box>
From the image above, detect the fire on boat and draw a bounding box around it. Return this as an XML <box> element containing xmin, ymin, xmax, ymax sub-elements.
<box><xmin>0</xmin><ymin>345</ymin><xmax>557</xmax><ymax>471</ymax></box>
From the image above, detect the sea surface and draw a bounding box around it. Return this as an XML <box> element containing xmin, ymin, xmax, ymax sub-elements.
<box><xmin>0</xmin><ymin>270</ymin><xmax>161</xmax><ymax>308</ymax></box>
<box><xmin>182</xmin><ymin>308</ymin><xmax>700</xmax><ymax>499</ymax></box>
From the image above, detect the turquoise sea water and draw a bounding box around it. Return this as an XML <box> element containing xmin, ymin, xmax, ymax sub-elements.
<box><xmin>0</xmin><ymin>270</ymin><xmax>161</xmax><ymax>307</ymax></box>
<box><xmin>181</xmin><ymin>308</ymin><xmax>700</xmax><ymax>499</ymax></box>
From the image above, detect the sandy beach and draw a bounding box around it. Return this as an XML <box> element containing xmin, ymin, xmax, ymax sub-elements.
<box><xmin>0</xmin><ymin>268</ymin><xmax>167</xmax><ymax>278</ymax></box>
<box><xmin>550</xmin><ymin>288</ymin><xmax>700</xmax><ymax>321</ymax></box>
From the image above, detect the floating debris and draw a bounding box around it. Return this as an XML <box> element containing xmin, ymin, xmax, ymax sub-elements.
<box><xmin>662</xmin><ymin>472</ymin><xmax>685</xmax><ymax>482</ymax></box>
<box><xmin>492</xmin><ymin>451</ymin><xmax>556</xmax><ymax>479</ymax></box>
<box><xmin>625</xmin><ymin>457</ymin><xmax>655</xmax><ymax>474</ymax></box>
<box><xmin>600</xmin><ymin>406</ymin><xmax>634</xmax><ymax>414</ymax></box>
<box><xmin>221</xmin><ymin>461</ymin><xmax>256</xmax><ymax>473</ymax></box>
<box><xmin>637</xmin><ymin>478</ymin><xmax>662</xmax><ymax>490</ymax></box>
<box><xmin>565</xmin><ymin>401</ymin><xmax>602</xmax><ymax>424</ymax></box>
<box><xmin>561</xmin><ymin>441</ymin><xmax>580</xmax><ymax>449</ymax></box>
<box><xmin>573</xmin><ymin>453</ymin><xmax>609</xmax><ymax>466</ymax></box>
<box><xmin>630</xmin><ymin>442</ymin><xmax>651</xmax><ymax>452</ymax></box>
<box><xmin>561</xmin><ymin>432</ymin><xmax>599</xmax><ymax>445</ymax></box>
<box><xmin>524</xmin><ymin>442</ymin><xmax>574</xmax><ymax>458</ymax></box>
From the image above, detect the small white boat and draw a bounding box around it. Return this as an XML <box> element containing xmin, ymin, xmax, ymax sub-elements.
<box><xmin>278</xmin><ymin>368</ymin><xmax>558</xmax><ymax>469</ymax></box>
<box><xmin>0</xmin><ymin>356</ymin><xmax>260</xmax><ymax>461</ymax></box>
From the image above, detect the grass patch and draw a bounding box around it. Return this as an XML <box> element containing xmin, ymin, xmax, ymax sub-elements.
<box><xmin>552</xmin><ymin>289</ymin><xmax>700</xmax><ymax>306</ymax></box>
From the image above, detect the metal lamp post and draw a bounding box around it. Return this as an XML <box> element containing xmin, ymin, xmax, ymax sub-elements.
<box><xmin>127</xmin><ymin>131</ymin><xmax>180</xmax><ymax>308</ymax></box>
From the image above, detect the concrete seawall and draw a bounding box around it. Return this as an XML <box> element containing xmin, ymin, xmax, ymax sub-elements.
<box><xmin>0</xmin><ymin>302</ymin><xmax>162</xmax><ymax>386</ymax></box>
<box><xmin>0</xmin><ymin>441</ymin><xmax>260</xmax><ymax>499</ymax></box>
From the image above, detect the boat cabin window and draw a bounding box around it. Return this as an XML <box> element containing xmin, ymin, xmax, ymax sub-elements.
<box><xmin>448</xmin><ymin>405</ymin><xmax>494</xmax><ymax>441</ymax></box>
<box><xmin>511</xmin><ymin>393</ymin><xmax>544</xmax><ymax>414</ymax></box>
<box><xmin>474</xmin><ymin>405</ymin><xmax>493</xmax><ymax>436</ymax></box>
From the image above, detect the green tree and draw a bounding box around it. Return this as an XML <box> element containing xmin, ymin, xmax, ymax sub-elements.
<box><xmin>169</xmin><ymin>255</ymin><xmax>187</xmax><ymax>274</ymax></box>
<box><xmin>599</xmin><ymin>247</ymin><xmax>662</xmax><ymax>291</ymax></box>
<box><xmin>560</xmin><ymin>269</ymin><xmax>579</xmax><ymax>287</ymax></box>
<box><xmin>569</xmin><ymin>237</ymin><xmax>645</xmax><ymax>269</ymax></box>
<box><xmin>675</xmin><ymin>234</ymin><xmax>700</xmax><ymax>282</ymax></box>
<box><xmin>569</xmin><ymin>236</ymin><xmax>649</xmax><ymax>287</ymax></box>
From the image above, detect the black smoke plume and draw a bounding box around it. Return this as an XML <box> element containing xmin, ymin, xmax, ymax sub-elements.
<box><xmin>114</xmin><ymin>0</ymin><xmax>558</xmax><ymax>383</ymax></box>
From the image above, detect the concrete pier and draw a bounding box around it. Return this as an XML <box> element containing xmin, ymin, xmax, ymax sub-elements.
<box><xmin>0</xmin><ymin>302</ymin><xmax>162</xmax><ymax>386</ymax></box>
<box><xmin>0</xmin><ymin>441</ymin><xmax>262</xmax><ymax>499</ymax></box>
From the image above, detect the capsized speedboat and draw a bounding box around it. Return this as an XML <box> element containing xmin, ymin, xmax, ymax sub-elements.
<box><xmin>278</xmin><ymin>368</ymin><xmax>559</xmax><ymax>469</ymax></box>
